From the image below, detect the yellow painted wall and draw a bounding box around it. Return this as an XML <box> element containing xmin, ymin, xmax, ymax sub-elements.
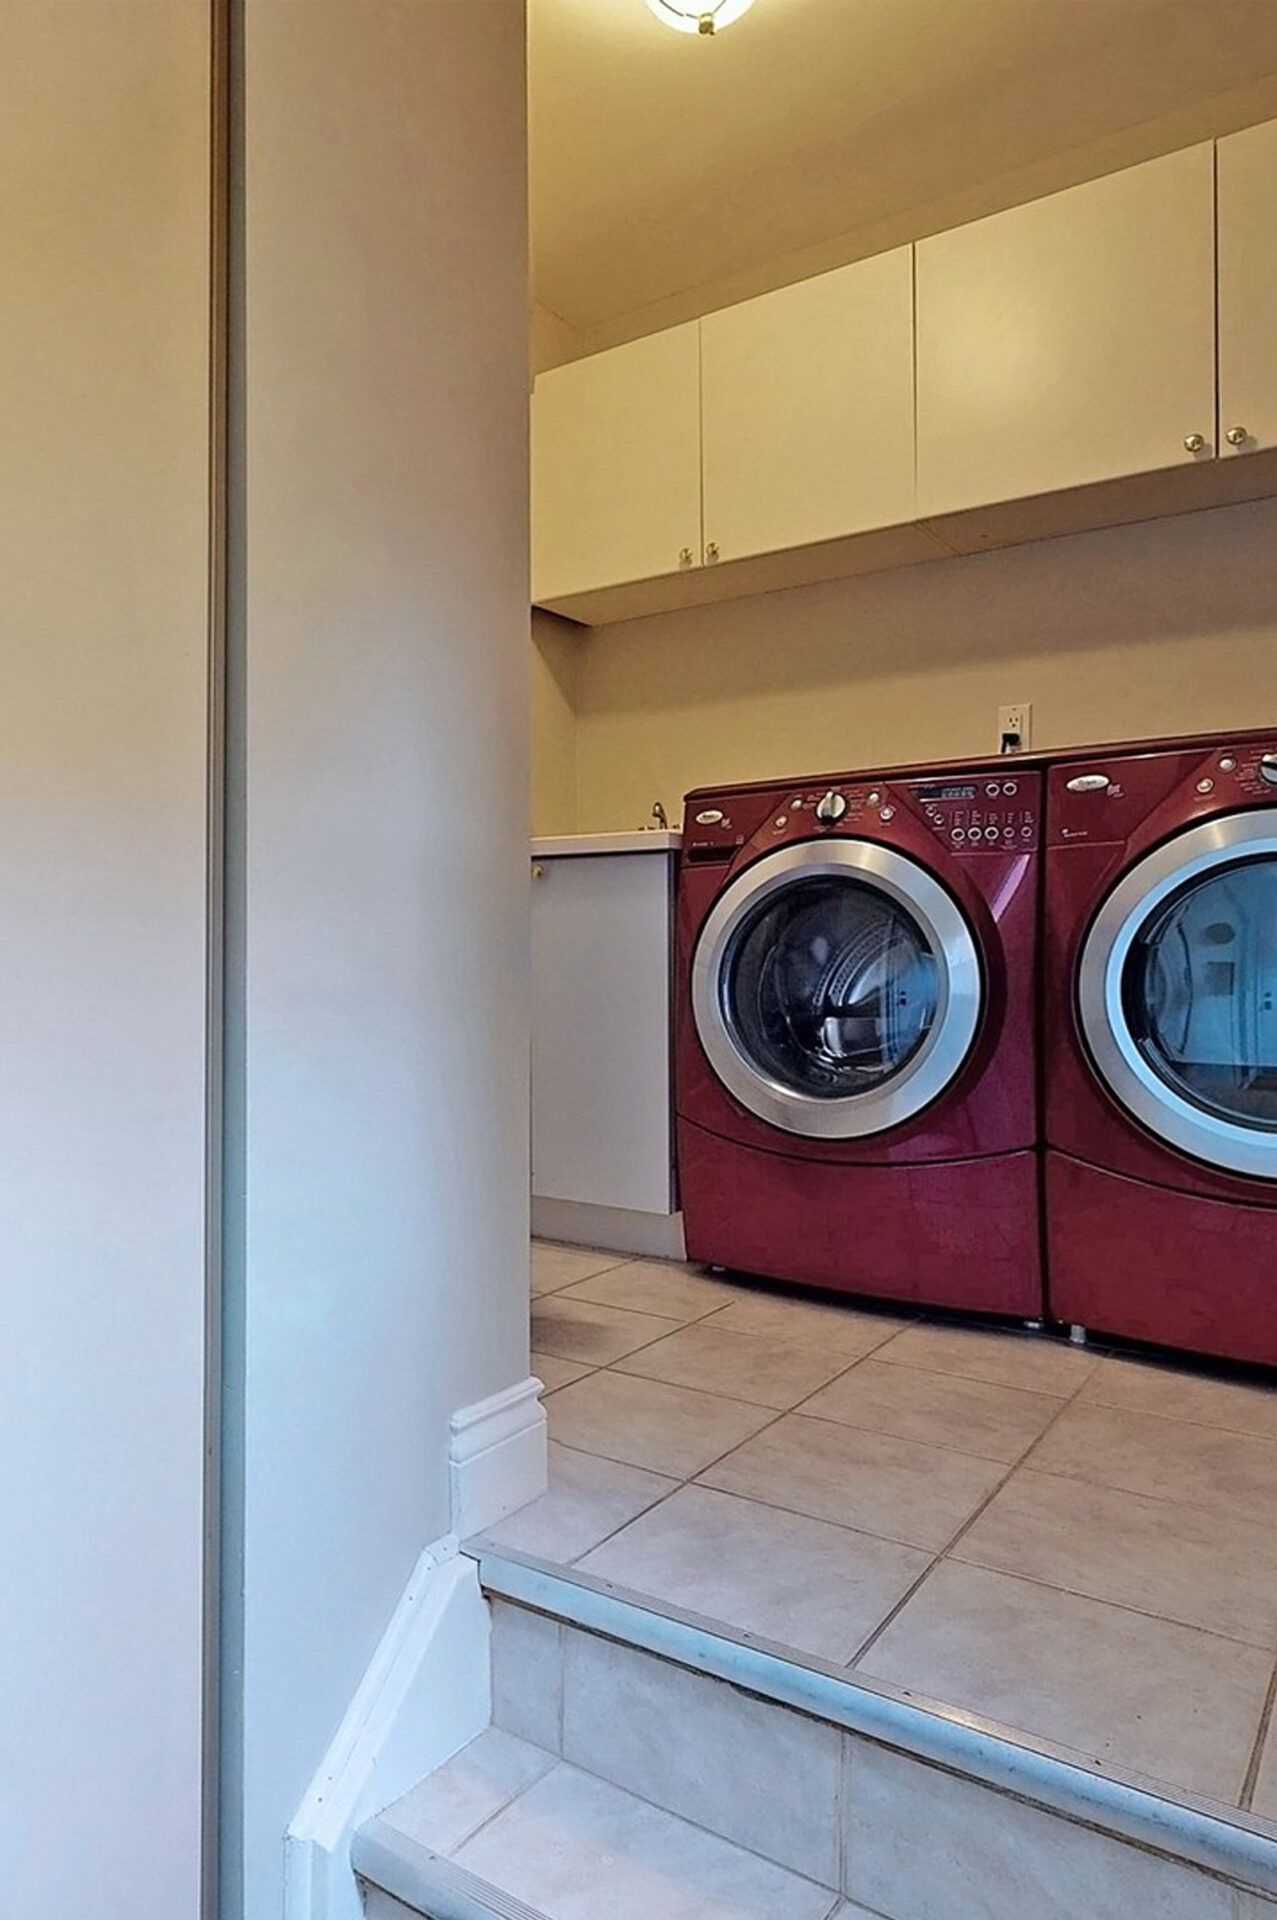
<box><xmin>539</xmin><ymin>495</ymin><xmax>1277</xmax><ymax>830</ymax></box>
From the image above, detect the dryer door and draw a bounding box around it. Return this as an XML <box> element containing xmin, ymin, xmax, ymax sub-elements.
<box><xmin>1078</xmin><ymin>810</ymin><xmax>1277</xmax><ymax>1178</ymax></box>
<box><xmin>690</xmin><ymin>839</ymin><xmax>984</xmax><ymax>1140</ymax></box>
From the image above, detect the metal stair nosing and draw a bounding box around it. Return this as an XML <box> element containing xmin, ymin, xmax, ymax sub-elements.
<box><xmin>353</xmin><ymin>1814</ymin><xmax>550</xmax><ymax>1920</ymax></box>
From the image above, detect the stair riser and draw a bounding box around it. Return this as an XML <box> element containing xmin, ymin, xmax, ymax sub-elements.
<box><xmin>490</xmin><ymin>1599</ymin><xmax>1275</xmax><ymax>1920</ymax></box>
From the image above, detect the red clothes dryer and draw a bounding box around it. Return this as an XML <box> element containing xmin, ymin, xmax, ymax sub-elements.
<box><xmin>676</xmin><ymin>764</ymin><xmax>1042</xmax><ymax>1316</ymax></box>
<box><xmin>1044</xmin><ymin>735</ymin><xmax>1277</xmax><ymax>1365</ymax></box>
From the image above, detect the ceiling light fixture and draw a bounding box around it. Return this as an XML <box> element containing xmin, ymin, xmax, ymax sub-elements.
<box><xmin>644</xmin><ymin>0</ymin><xmax>757</xmax><ymax>35</ymax></box>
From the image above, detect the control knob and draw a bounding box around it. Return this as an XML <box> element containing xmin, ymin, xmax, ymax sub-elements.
<box><xmin>1259</xmin><ymin>753</ymin><xmax>1277</xmax><ymax>788</ymax></box>
<box><xmin>815</xmin><ymin>790</ymin><xmax>848</xmax><ymax>825</ymax></box>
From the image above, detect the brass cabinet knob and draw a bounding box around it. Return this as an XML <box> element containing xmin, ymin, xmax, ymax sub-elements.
<box><xmin>1183</xmin><ymin>433</ymin><xmax>1206</xmax><ymax>453</ymax></box>
<box><xmin>678</xmin><ymin>546</ymin><xmax>694</xmax><ymax>567</ymax></box>
<box><xmin>1226</xmin><ymin>425</ymin><xmax>1249</xmax><ymax>447</ymax></box>
<box><xmin>704</xmin><ymin>541</ymin><xmax>720</xmax><ymax>563</ymax></box>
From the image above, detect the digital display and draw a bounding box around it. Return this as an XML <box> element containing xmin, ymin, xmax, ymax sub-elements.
<box><xmin>917</xmin><ymin>783</ymin><xmax>977</xmax><ymax>803</ymax></box>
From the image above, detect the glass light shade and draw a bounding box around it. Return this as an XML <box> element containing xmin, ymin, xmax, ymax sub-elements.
<box><xmin>644</xmin><ymin>0</ymin><xmax>757</xmax><ymax>34</ymax></box>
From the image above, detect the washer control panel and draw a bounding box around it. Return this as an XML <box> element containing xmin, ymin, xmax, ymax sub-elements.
<box><xmin>910</xmin><ymin>774</ymin><xmax>1039</xmax><ymax>851</ymax></box>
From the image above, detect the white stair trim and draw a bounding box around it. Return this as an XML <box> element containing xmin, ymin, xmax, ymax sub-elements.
<box><xmin>475</xmin><ymin>1546</ymin><xmax>1277</xmax><ymax>1900</ymax></box>
<box><xmin>284</xmin><ymin>1543</ymin><xmax>490</xmax><ymax>1920</ymax></box>
<box><xmin>449</xmin><ymin>1376</ymin><xmax>547</xmax><ymax>1539</ymax></box>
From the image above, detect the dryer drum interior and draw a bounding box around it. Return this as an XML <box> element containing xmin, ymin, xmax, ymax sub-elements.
<box><xmin>691</xmin><ymin>839</ymin><xmax>985</xmax><ymax>1141</ymax></box>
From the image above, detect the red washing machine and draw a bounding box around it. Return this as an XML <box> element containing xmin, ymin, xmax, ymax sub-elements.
<box><xmin>1044</xmin><ymin>734</ymin><xmax>1277</xmax><ymax>1365</ymax></box>
<box><xmin>676</xmin><ymin>763</ymin><xmax>1042</xmax><ymax>1316</ymax></box>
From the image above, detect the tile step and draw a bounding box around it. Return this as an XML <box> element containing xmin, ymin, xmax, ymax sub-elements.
<box><xmin>473</xmin><ymin>1545</ymin><xmax>1277</xmax><ymax>1918</ymax></box>
<box><xmin>353</xmin><ymin>1735</ymin><xmax>847</xmax><ymax>1920</ymax></box>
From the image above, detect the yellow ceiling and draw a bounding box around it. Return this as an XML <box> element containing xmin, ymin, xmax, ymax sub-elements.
<box><xmin>530</xmin><ymin>0</ymin><xmax>1277</xmax><ymax>356</ymax></box>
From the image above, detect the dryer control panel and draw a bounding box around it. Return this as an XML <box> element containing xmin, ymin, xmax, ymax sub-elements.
<box><xmin>910</xmin><ymin>773</ymin><xmax>1040</xmax><ymax>851</ymax></box>
<box><xmin>1049</xmin><ymin>743</ymin><xmax>1277</xmax><ymax>845</ymax></box>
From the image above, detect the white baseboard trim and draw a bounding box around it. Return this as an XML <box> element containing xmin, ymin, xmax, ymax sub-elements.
<box><xmin>284</xmin><ymin>1539</ymin><xmax>491</xmax><ymax>1920</ymax></box>
<box><xmin>532</xmin><ymin>1196</ymin><xmax>686</xmax><ymax>1261</ymax></box>
<box><xmin>449</xmin><ymin>1375</ymin><xmax>547</xmax><ymax>1540</ymax></box>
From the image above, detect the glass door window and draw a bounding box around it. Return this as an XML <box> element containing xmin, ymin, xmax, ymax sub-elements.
<box><xmin>721</xmin><ymin>876</ymin><xmax>940</xmax><ymax>1099</ymax></box>
<box><xmin>1077</xmin><ymin>812</ymin><xmax>1277</xmax><ymax>1178</ymax></box>
<box><xmin>691</xmin><ymin>840</ymin><xmax>983</xmax><ymax>1141</ymax></box>
<box><xmin>1123</xmin><ymin>857</ymin><xmax>1277</xmax><ymax>1130</ymax></box>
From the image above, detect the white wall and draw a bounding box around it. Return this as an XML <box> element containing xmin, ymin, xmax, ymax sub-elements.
<box><xmin>224</xmin><ymin>5</ymin><xmax>530</xmax><ymax>1915</ymax></box>
<box><xmin>0</xmin><ymin>4</ymin><xmax>214</xmax><ymax>1914</ymax></box>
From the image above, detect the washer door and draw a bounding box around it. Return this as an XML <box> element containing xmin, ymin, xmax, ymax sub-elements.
<box><xmin>691</xmin><ymin>840</ymin><xmax>984</xmax><ymax>1140</ymax></box>
<box><xmin>1077</xmin><ymin>811</ymin><xmax>1277</xmax><ymax>1178</ymax></box>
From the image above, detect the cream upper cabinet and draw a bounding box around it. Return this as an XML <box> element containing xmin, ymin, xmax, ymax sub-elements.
<box><xmin>915</xmin><ymin>145</ymin><xmax>1217</xmax><ymax>519</ymax></box>
<box><xmin>701</xmin><ymin>248</ymin><xmax>915</xmax><ymax>562</ymax></box>
<box><xmin>1218</xmin><ymin>119</ymin><xmax>1277</xmax><ymax>456</ymax></box>
<box><xmin>531</xmin><ymin>322</ymin><xmax>701</xmax><ymax>602</ymax></box>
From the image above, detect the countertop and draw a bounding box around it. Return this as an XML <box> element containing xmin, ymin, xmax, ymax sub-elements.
<box><xmin>531</xmin><ymin>830</ymin><xmax>682</xmax><ymax>857</ymax></box>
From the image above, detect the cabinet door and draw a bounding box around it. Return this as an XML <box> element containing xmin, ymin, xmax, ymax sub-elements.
<box><xmin>1219</xmin><ymin>118</ymin><xmax>1277</xmax><ymax>455</ymax></box>
<box><xmin>701</xmin><ymin>248</ymin><xmax>915</xmax><ymax>561</ymax></box>
<box><xmin>531</xmin><ymin>853</ymin><xmax>674</xmax><ymax>1215</ymax></box>
<box><xmin>531</xmin><ymin>324</ymin><xmax>701</xmax><ymax>602</ymax></box>
<box><xmin>916</xmin><ymin>145</ymin><xmax>1216</xmax><ymax>518</ymax></box>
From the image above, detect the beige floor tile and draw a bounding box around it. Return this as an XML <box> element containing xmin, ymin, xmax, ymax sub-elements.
<box><xmin>532</xmin><ymin>1352</ymin><xmax>595</xmax><ymax>1394</ymax></box>
<box><xmin>700</xmin><ymin>1411</ymin><xmax>1004</xmax><ymax>1552</ymax></box>
<box><xmin>858</xmin><ymin>1560</ymin><xmax>1272</xmax><ymax>1802</ymax></box>
<box><xmin>801</xmin><ymin>1358</ymin><xmax>1064</xmax><ymax>1463</ymax></box>
<box><xmin>704</xmin><ymin>1291</ymin><xmax>911</xmax><ymax>1356</ymax></box>
<box><xmin>559</xmin><ymin>1260</ymin><xmax>745</xmax><ymax>1321</ymax></box>
<box><xmin>613</xmin><ymin>1322</ymin><xmax>856</xmax><ymax>1409</ymax></box>
<box><xmin>475</xmin><ymin>1440</ymin><xmax>677</xmax><ymax>1564</ymax></box>
<box><xmin>1081</xmin><ymin>1354</ymin><xmax>1277</xmax><ymax>1441</ymax></box>
<box><xmin>846</xmin><ymin>1741</ymin><xmax>1235</xmax><ymax>1920</ymax></box>
<box><xmin>454</xmin><ymin>1762</ymin><xmax>838</xmax><ymax>1920</ymax></box>
<box><xmin>1027</xmin><ymin>1400</ymin><xmax>1277</xmax><ymax>1516</ymax></box>
<box><xmin>531</xmin><ymin>1240</ymin><xmax>630</xmax><ymax>1296</ymax></box>
<box><xmin>873</xmin><ymin>1321</ymin><xmax>1097</xmax><ymax>1395</ymax></box>
<box><xmin>562</xmin><ymin>1626</ymin><xmax>842</xmax><ymax>1883</ymax></box>
<box><xmin>380</xmin><ymin>1727</ymin><xmax>554</xmax><ymax>1855</ymax></box>
<box><xmin>531</xmin><ymin>1295</ymin><xmax>682</xmax><ymax>1366</ymax></box>
<box><xmin>547</xmin><ymin>1369</ymin><xmax>775</xmax><ymax>1478</ymax></box>
<box><xmin>954</xmin><ymin>1469</ymin><xmax>1277</xmax><ymax>1647</ymax></box>
<box><xmin>1254</xmin><ymin>1718</ymin><xmax>1277</xmax><ymax>1822</ymax></box>
<box><xmin>578</xmin><ymin>1484</ymin><xmax>929</xmax><ymax>1665</ymax></box>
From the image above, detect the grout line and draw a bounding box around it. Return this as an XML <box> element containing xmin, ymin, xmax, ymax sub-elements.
<box><xmin>1075</xmin><ymin>1391</ymin><xmax>1277</xmax><ymax>1449</ymax></box>
<box><xmin>973</xmin><ymin>1454</ymin><xmax>1277</xmax><ymax>1538</ymax></box>
<box><xmin>399</xmin><ymin>1717</ymin><xmax>559</xmax><ymax>1860</ymax></box>
<box><xmin>941</xmin><ymin>1551</ymin><xmax>1277</xmax><ymax>1656</ymax></box>
<box><xmin>1239</xmin><ymin>1656</ymin><xmax>1277</xmax><ymax>1812</ymax></box>
<box><xmin>847</xmin><ymin>1386</ymin><xmax>1086</xmax><ymax>1670</ymax></box>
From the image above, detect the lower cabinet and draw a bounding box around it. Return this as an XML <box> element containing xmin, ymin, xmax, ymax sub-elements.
<box><xmin>531</xmin><ymin>841</ymin><xmax>680</xmax><ymax>1255</ymax></box>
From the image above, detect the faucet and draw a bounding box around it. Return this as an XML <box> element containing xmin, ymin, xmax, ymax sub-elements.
<box><xmin>650</xmin><ymin>800</ymin><xmax>669</xmax><ymax>830</ymax></box>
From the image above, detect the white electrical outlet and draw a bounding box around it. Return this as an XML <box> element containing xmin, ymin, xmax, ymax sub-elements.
<box><xmin>997</xmin><ymin>702</ymin><xmax>1032</xmax><ymax>754</ymax></box>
